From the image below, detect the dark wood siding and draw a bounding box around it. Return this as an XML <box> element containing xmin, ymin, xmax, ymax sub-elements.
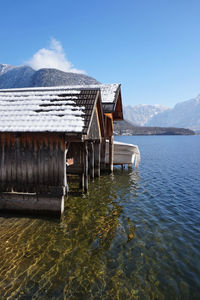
<box><xmin>87</xmin><ymin>109</ymin><xmax>101</xmax><ymax>140</ymax></box>
<box><xmin>0</xmin><ymin>133</ymin><xmax>66</xmax><ymax>195</ymax></box>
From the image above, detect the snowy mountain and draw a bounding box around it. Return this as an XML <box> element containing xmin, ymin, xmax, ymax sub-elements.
<box><xmin>1</xmin><ymin>63</ymin><xmax>200</xmax><ymax>131</ymax></box>
<box><xmin>146</xmin><ymin>96</ymin><xmax>200</xmax><ymax>131</ymax></box>
<box><xmin>0</xmin><ymin>65</ymin><xmax>35</xmax><ymax>88</ymax></box>
<box><xmin>30</xmin><ymin>68</ymin><xmax>99</xmax><ymax>87</ymax></box>
<box><xmin>0</xmin><ymin>63</ymin><xmax>15</xmax><ymax>75</ymax></box>
<box><xmin>124</xmin><ymin>104</ymin><xmax>169</xmax><ymax>126</ymax></box>
<box><xmin>124</xmin><ymin>96</ymin><xmax>200</xmax><ymax>131</ymax></box>
<box><xmin>0</xmin><ymin>63</ymin><xmax>99</xmax><ymax>89</ymax></box>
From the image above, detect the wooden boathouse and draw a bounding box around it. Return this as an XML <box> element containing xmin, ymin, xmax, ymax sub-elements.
<box><xmin>98</xmin><ymin>84</ymin><xmax>123</xmax><ymax>172</ymax></box>
<box><xmin>57</xmin><ymin>84</ymin><xmax>124</xmax><ymax>172</ymax></box>
<box><xmin>0</xmin><ymin>86</ymin><xmax>105</xmax><ymax>215</ymax></box>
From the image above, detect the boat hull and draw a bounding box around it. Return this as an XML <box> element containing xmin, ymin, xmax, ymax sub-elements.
<box><xmin>105</xmin><ymin>141</ymin><xmax>140</xmax><ymax>168</ymax></box>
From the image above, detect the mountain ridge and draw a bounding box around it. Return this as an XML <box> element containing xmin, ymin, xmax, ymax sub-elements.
<box><xmin>145</xmin><ymin>96</ymin><xmax>200</xmax><ymax>130</ymax></box>
<box><xmin>123</xmin><ymin>95</ymin><xmax>200</xmax><ymax>131</ymax></box>
<box><xmin>0</xmin><ymin>63</ymin><xmax>99</xmax><ymax>89</ymax></box>
<box><xmin>0</xmin><ymin>63</ymin><xmax>15</xmax><ymax>75</ymax></box>
<box><xmin>1</xmin><ymin>63</ymin><xmax>199</xmax><ymax>132</ymax></box>
<box><xmin>124</xmin><ymin>104</ymin><xmax>169</xmax><ymax>126</ymax></box>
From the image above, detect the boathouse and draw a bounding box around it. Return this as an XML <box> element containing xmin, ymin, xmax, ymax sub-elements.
<box><xmin>56</xmin><ymin>84</ymin><xmax>124</xmax><ymax>171</ymax></box>
<box><xmin>98</xmin><ymin>84</ymin><xmax>123</xmax><ymax>171</ymax></box>
<box><xmin>0</xmin><ymin>87</ymin><xmax>104</xmax><ymax>215</ymax></box>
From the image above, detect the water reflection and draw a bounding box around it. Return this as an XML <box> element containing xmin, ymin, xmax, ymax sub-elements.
<box><xmin>61</xmin><ymin>172</ymin><xmax>138</xmax><ymax>299</ymax></box>
<box><xmin>1</xmin><ymin>158</ymin><xmax>199</xmax><ymax>299</ymax></box>
<box><xmin>0</xmin><ymin>170</ymin><xmax>140</xmax><ymax>299</ymax></box>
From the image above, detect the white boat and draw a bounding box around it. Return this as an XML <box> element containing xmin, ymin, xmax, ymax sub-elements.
<box><xmin>106</xmin><ymin>140</ymin><xmax>140</xmax><ymax>168</ymax></box>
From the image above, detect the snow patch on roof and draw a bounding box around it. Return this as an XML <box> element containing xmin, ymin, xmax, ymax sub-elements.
<box><xmin>64</xmin><ymin>84</ymin><xmax>120</xmax><ymax>103</ymax></box>
<box><xmin>0</xmin><ymin>83</ymin><xmax>120</xmax><ymax>103</ymax></box>
<box><xmin>0</xmin><ymin>88</ymin><xmax>86</xmax><ymax>133</ymax></box>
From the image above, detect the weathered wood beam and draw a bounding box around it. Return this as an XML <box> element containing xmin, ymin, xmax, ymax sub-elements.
<box><xmin>0</xmin><ymin>133</ymin><xmax>67</xmax><ymax>194</ymax></box>
<box><xmin>109</xmin><ymin>136</ymin><xmax>114</xmax><ymax>172</ymax></box>
<box><xmin>89</xmin><ymin>142</ymin><xmax>94</xmax><ymax>180</ymax></box>
<box><xmin>0</xmin><ymin>192</ymin><xmax>64</xmax><ymax>216</ymax></box>
<box><xmin>100</xmin><ymin>138</ymin><xmax>106</xmax><ymax>170</ymax></box>
<box><xmin>80</xmin><ymin>143</ymin><xmax>85</xmax><ymax>191</ymax></box>
<box><xmin>94</xmin><ymin>141</ymin><xmax>101</xmax><ymax>177</ymax></box>
<box><xmin>79</xmin><ymin>142</ymin><xmax>89</xmax><ymax>192</ymax></box>
<box><xmin>84</xmin><ymin>142</ymin><xmax>89</xmax><ymax>192</ymax></box>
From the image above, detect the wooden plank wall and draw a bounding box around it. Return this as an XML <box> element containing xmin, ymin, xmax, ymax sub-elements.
<box><xmin>0</xmin><ymin>133</ymin><xmax>66</xmax><ymax>195</ymax></box>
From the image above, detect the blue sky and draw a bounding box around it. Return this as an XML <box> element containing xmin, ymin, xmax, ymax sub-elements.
<box><xmin>1</xmin><ymin>0</ymin><xmax>200</xmax><ymax>107</ymax></box>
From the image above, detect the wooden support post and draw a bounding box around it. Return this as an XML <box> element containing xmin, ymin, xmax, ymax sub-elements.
<box><xmin>64</xmin><ymin>142</ymin><xmax>70</xmax><ymax>194</ymax></box>
<box><xmin>101</xmin><ymin>138</ymin><xmax>106</xmax><ymax>170</ymax></box>
<box><xmin>79</xmin><ymin>142</ymin><xmax>88</xmax><ymax>192</ymax></box>
<box><xmin>94</xmin><ymin>141</ymin><xmax>101</xmax><ymax>177</ymax></box>
<box><xmin>84</xmin><ymin>142</ymin><xmax>88</xmax><ymax>192</ymax></box>
<box><xmin>128</xmin><ymin>163</ymin><xmax>132</xmax><ymax>170</ymax></box>
<box><xmin>80</xmin><ymin>143</ymin><xmax>84</xmax><ymax>191</ymax></box>
<box><xmin>109</xmin><ymin>136</ymin><xmax>114</xmax><ymax>173</ymax></box>
<box><xmin>89</xmin><ymin>142</ymin><xmax>94</xmax><ymax>180</ymax></box>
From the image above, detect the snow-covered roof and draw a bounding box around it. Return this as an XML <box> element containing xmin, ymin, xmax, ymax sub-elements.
<box><xmin>85</xmin><ymin>84</ymin><xmax>120</xmax><ymax>103</ymax></box>
<box><xmin>70</xmin><ymin>83</ymin><xmax>121</xmax><ymax>103</ymax></box>
<box><xmin>0</xmin><ymin>87</ymin><xmax>99</xmax><ymax>133</ymax></box>
<box><xmin>1</xmin><ymin>84</ymin><xmax>120</xmax><ymax>103</ymax></box>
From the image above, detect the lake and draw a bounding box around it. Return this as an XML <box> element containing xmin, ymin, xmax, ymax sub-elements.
<box><xmin>0</xmin><ymin>135</ymin><xmax>200</xmax><ymax>299</ymax></box>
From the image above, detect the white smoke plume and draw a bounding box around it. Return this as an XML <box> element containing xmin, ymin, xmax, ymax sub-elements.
<box><xmin>27</xmin><ymin>38</ymin><xmax>85</xmax><ymax>74</ymax></box>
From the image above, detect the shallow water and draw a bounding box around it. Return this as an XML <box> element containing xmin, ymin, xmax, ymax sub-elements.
<box><xmin>0</xmin><ymin>135</ymin><xmax>200</xmax><ymax>299</ymax></box>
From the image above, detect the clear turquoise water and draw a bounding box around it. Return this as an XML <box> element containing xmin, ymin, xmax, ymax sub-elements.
<box><xmin>0</xmin><ymin>135</ymin><xmax>200</xmax><ymax>299</ymax></box>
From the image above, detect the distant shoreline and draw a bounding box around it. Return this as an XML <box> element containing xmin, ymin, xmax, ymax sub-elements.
<box><xmin>114</xmin><ymin>120</ymin><xmax>195</xmax><ymax>136</ymax></box>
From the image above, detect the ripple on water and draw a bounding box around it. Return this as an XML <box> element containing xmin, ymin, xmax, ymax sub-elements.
<box><xmin>0</xmin><ymin>136</ymin><xmax>200</xmax><ymax>299</ymax></box>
